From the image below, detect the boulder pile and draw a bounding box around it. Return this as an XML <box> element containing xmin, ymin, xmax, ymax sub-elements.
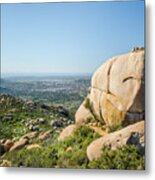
<box><xmin>59</xmin><ymin>48</ymin><xmax>145</xmax><ymax>160</ymax></box>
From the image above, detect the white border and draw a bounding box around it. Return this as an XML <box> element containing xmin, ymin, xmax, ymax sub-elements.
<box><xmin>1</xmin><ymin>0</ymin><xmax>155</xmax><ymax>179</ymax></box>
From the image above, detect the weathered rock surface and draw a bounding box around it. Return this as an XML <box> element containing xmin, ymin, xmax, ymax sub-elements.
<box><xmin>38</xmin><ymin>130</ymin><xmax>52</xmax><ymax>140</ymax></box>
<box><xmin>20</xmin><ymin>132</ymin><xmax>38</xmax><ymax>141</ymax></box>
<box><xmin>77</xmin><ymin>49</ymin><xmax>145</xmax><ymax>127</ymax></box>
<box><xmin>26</xmin><ymin>144</ymin><xmax>41</xmax><ymax>150</ymax></box>
<box><xmin>87</xmin><ymin>121</ymin><xmax>144</xmax><ymax>161</ymax></box>
<box><xmin>10</xmin><ymin>139</ymin><xmax>28</xmax><ymax>151</ymax></box>
<box><xmin>3</xmin><ymin>139</ymin><xmax>14</xmax><ymax>151</ymax></box>
<box><xmin>0</xmin><ymin>139</ymin><xmax>14</xmax><ymax>155</ymax></box>
<box><xmin>58</xmin><ymin>48</ymin><xmax>145</xmax><ymax>141</ymax></box>
<box><xmin>58</xmin><ymin>124</ymin><xmax>77</xmax><ymax>141</ymax></box>
<box><xmin>75</xmin><ymin>101</ymin><xmax>94</xmax><ymax>126</ymax></box>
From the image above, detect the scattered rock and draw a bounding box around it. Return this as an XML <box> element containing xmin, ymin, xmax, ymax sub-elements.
<box><xmin>58</xmin><ymin>124</ymin><xmax>77</xmax><ymax>141</ymax></box>
<box><xmin>37</xmin><ymin>118</ymin><xmax>45</xmax><ymax>124</ymax></box>
<box><xmin>26</xmin><ymin>144</ymin><xmax>41</xmax><ymax>150</ymax></box>
<box><xmin>50</xmin><ymin>120</ymin><xmax>63</xmax><ymax>128</ymax></box>
<box><xmin>87</xmin><ymin>121</ymin><xmax>144</xmax><ymax>161</ymax></box>
<box><xmin>57</xmin><ymin>106</ymin><xmax>69</xmax><ymax>117</ymax></box>
<box><xmin>2</xmin><ymin>115</ymin><xmax>13</xmax><ymax>121</ymax></box>
<box><xmin>20</xmin><ymin>132</ymin><xmax>38</xmax><ymax>140</ymax></box>
<box><xmin>28</xmin><ymin>124</ymin><xmax>34</xmax><ymax>131</ymax></box>
<box><xmin>38</xmin><ymin>130</ymin><xmax>52</xmax><ymax>140</ymax></box>
<box><xmin>40</xmin><ymin>103</ymin><xmax>49</xmax><ymax>110</ymax></box>
<box><xmin>28</xmin><ymin>124</ymin><xmax>39</xmax><ymax>131</ymax></box>
<box><xmin>24</xmin><ymin>100</ymin><xmax>34</xmax><ymax>106</ymax></box>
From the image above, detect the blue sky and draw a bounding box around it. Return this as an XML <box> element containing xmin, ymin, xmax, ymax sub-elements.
<box><xmin>1</xmin><ymin>1</ymin><xmax>144</xmax><ymax>75</ymax></box>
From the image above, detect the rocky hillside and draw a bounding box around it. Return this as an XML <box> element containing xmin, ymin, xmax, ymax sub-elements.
<box><xmin>0</xmin><ymin>48</ymin><xmax>145</xmax><ymax>169</ymax></box>
<box><xmin>59</xmin><ymin>48</ymin><xmax>145</xmax><ymax>162</ymax></box>
<box><xmin>0</xmin><ymin>93</ymin><xmax>73</xmax><ymax>155</ymax></box>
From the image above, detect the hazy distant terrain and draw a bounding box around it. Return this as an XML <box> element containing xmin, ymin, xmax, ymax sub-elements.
<box><xmin>1</xmin><ymin>75</ymin><xmax>91</xmax><ymax>119</ymax></box>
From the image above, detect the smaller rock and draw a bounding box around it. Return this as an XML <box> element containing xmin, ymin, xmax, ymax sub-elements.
<box><xmin>4</xmin><ymin>139</ymin><xmax>14</xmax><ymax>151</ymax></box>
<box><xmin>61</xmin><ymin>117</ymin><xmax>67</xmax><ymax>122</ymax></box>
<box><xmin>28</xmin><ymin>124</ymin><xmax>34</xmax><ymax>131</ymax></box>
<box><xmin>24</xmin><ymin>100</ymin><xmax>34</xmax><ymax>106</ymax></box>
<box><xmin>20</xmin><ymin>131</ymin><xmax>38</xmax><ymax>140</ymax></box>
<box><xmin>38</xmin><ymin>130</ymin><xmax>52</xmax><ymax>140</ymax></box>
<box><xmin>10</xmin><ymin>138</ymin><xmax>28</xmax><ymax>151</ymax></box>
<box><xmin>58</xmin><ymin>124</ymin><xmax>77</xmax><ymax>141</ymax></box>
<box><xmin>26</xmin><ymin>144</ymin><xmax>41</xmax><ymax>150</ymax></box>
<box><xmin>57</xmin><ymin>107</ymin><xmax>69</xmax><ymax>117</ymax></box>
<box><xmin>33</xmin><ymin>125</ymin><xmax>40</xmax><ymax>131</ymax></box>
<box><xmin>87</xmin><ymin>121</ymin><xmax>144</xmax><ymax>161</ymax></box>
<box><xmin>50</xmin><ymin>120</ymin><xmax>63</xmax><ymax>128</ymax></box>
<box><xmin>67</xmin><ymin>121</ymin><xmax>72</xmax><ymax>125</ymax></box>
<box><xmin>55</xmin><ymin>114</ymin><xmax>59</xmax><ymax>118</ymax></box>
<box><xmin>2</xmin><ymin>116</ymin><xmax>13</xmax><ymax>121</ymax></box>
<box><xmin>37</xmin><ymin>118</ymin><xmax>45</xmax><ymax>124</ymax></box>
<box><xmin>28</xmin><ymin>124</ymin><xmax>39</xmax><ymax>131</ymax></box>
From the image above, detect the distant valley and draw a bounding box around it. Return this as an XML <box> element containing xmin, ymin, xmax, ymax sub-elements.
<box><xmin>1</xmin><ymin>76</ymin><xmax>91</xmax><ymax>120</ymax></box>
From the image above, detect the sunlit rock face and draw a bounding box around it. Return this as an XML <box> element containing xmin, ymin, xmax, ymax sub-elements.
<box><xmin>76</xmin><ymin>48</ymin><xmax>145</xmax><ymax>127</ymax></box>
<box><xmin>59</xmin><ymin>48</ymin><xmax>145</xmax><ymax>141</ymax></box>
<box><xmin>87</xmin><ymin>121</ymin><xmax>145</xmax><ymax>161</ymax></box>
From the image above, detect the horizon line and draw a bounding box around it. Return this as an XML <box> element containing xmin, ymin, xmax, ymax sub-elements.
<box><xmin>1</xmin><ymin>72</ymin><xmax>93</xmax><ymax>78</ymax></box>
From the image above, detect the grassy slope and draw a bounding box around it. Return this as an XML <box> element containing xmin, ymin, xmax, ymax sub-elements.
<box><xmin>0</xmin><ymin>95</ymin><xmax>145</xmax><ymax>169</ymax></box>
<box><xmin>1</xmin><ymin>126</ymin><xmax>144</xmax><ymax>169</ymax></box>
<box><xmin>0</xmin><ymin>94</ymin><xmax>71</xmax><ymax>139</ymax></box>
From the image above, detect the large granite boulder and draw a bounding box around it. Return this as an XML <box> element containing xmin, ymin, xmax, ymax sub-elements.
<box><xmin>59</xmin><ymin>48</ymin><xmax>145</xmax><ymax>141</ymax></box>
<box><xmin>87</xmin><ymin>121</ymin><xmax>144</xmax><ymax>161</ymax></box>
<box><xmin>76</xmin><ymin>48</ymin><xmax>144</xmax><ymax>127</ymax></box>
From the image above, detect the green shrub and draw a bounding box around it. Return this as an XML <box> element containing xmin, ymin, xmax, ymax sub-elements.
<box><xmin>84</xmin><ymin>97</ymin><xmax>92</xmax><ymax>110</ymax></box>
<box><xmin>2</xmin><ymin>127</ymin><xmax>145</xmax><ymax>170</ymax></box>
<box><xmin>88</xmin><ymin>145</ymin><xmax>145</xmax><ymax>170</ymax></box>
<box><xmin>108</xmin><ymin>123</ymin><xmax>123</xmax><ymax>133</ymax></box>
<box><xmin>3</xmin><ymin>126</ymin><xmax>100</xmax><ymax>168</ymax></box>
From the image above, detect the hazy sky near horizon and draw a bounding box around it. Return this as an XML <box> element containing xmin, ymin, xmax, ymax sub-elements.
<box><xmin>1</xmin><ymin>1</ymin><xmax>144</xmax><ymax>75</ymax></box>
